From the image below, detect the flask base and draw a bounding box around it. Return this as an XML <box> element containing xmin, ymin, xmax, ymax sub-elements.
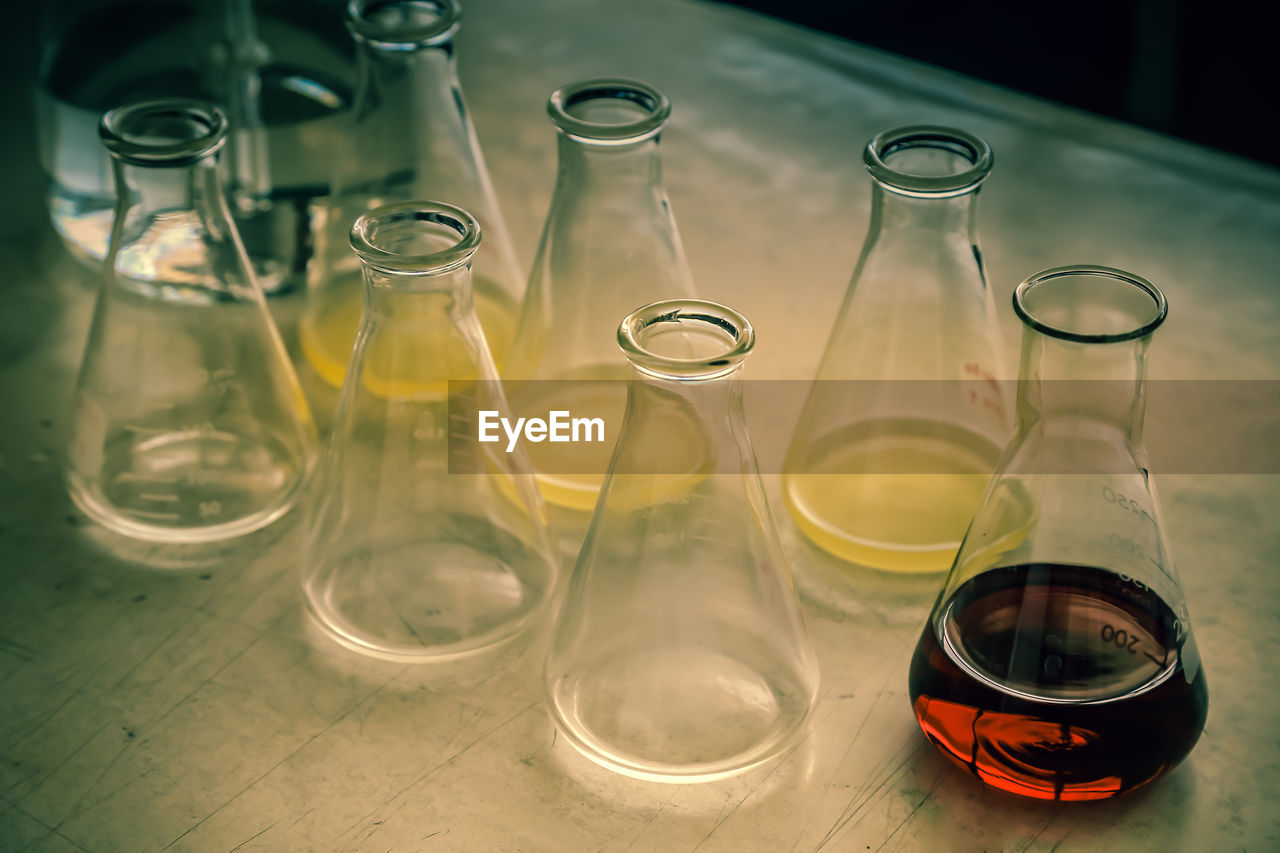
<box><xmin>909</xmin><ymin>563</ymin><xmax>1208</xmax><ymax>801</ymax></box>
<box><xmin>304</xmin><ymin>525</ymin><xmax>549</xmax><ymax>662</ymax></box>
<box><xmin>547</xmin><ymin>642</ymin><xmax>814</xmax><ymax>783</ymax></box>
<box><xmin>67</xmin><ymin>427</ymin><xmax>306</xmax><ymax>544</ymax></box>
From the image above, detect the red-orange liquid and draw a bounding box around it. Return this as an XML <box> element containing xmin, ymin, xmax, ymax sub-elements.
<box><xmin>909</xmin><ymin>564</ymin><xmax>1208</xmax><ymax>801</ymax></box>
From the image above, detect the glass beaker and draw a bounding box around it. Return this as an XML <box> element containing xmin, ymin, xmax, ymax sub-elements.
<box><xmin>783</xmin><ymin>125</ymin><xmax>1009</xmax><ymax>574</ymax></box>
<box><xmin>544</xmin><ymin>300</ymin><xmax>819</xmax><ymax>782</ymax></box>
<box><xmin>300</xmin><ymin>0</ymin><xmax>524</xmax><ymax>389</ymax></box>
<box><xmin>35</xmin><ymin>0</ymin><xmax>355</xmax><ymax>292</ymax></box>
<box><xmin>506</xmin><ymin>79</ymin><xmax>699</xmax><ymax>512</ymax></box>
<box><xmin>908</xmin><ymin>265</ymin><xmax>1208</xmax><ymax>801</ymax></box>
<box><xmin>301</xmin><ymin>201</ymin><xmax>557</xmax><ymax>661</ymax></box>
<box><xmin>65</xmin><ymin>99</ymin><xmax>318</xmax><ymax>543</ymax></box>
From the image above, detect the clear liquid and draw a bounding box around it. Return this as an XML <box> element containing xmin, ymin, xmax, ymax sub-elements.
<box><xmin>298</xmin><ymin>272</ymin><xmax>519</xmax><ymax>395</ymax></box>
<box><xmin>68</xmin><ymin>425</ymin><xmax>306</xmax><ymax>543</ymax></box>
<box><xmin>36</xmin><ymin>2</ymin><xmax>354</xmax><ymax>291</ymax></box>
<box><xmin>783</xmin><ymin>418</ymin><xmax>1000</xmax><ymax>572</ymax></box>
<box><xmin>910</xmin><ymin>564</ymin><xmax>1207</xmax><ymax>800</ymax></box>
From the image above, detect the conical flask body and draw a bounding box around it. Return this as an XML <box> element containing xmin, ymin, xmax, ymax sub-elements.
<box><xmin>544</xmin><ymin>300</ymin><xmax>819</xmax><ymax>782</ymax></box>
<box><xmin>66</xmin><ymin>99</ymin><xmax>317</xmax><ymax>544</ymax></box>
<box><xmin>784</xmin><ymin>126</ymin><xmax>1009</xmax><ymax>573</ymax></box>
<box><xmin>507</xmin><ymin>79</ymin><xmax>699</xmax><ymax>511</ymax></box>
<box><xmin>908</xmin><ymin>266</ymin><xmax>1208</xmax><ymax>801</ymax></box>
<box><xmin>302</xmin><ymin>202</ymin><xmax>557</xmax><ymax>661</ymax></box>
<box><xmin>300</xmin><ymin>0</ymin><xmax>524</xmax><ymax>390</ymax></box>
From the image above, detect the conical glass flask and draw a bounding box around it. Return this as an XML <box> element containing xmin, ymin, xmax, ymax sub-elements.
<box><xmin>302</xmin><ymin>201</ymin><xmax>557</xmax><ymax>661</ymax></box>
<box><xmin>544</xmin><ymin>299</ymin><xmax>819</xmax><ymax>782</ymax></box>
<box><xmin>784</xmin><ymin>125</ymin><xmax>1009</xmax><ymax>573</ymax></box>
<box><xmin>908</xmin><ymin>265</ymin><xmax>1208</xmax><ymax>801</ymax></box>
<box><xmin>66</xmin><ymin>98</ymin><xmax>318</xmax><ymax>543</ymax></box>
<box><xmin>507</xmin><ymin>79</ymin><xmax>698</xmax><ymax>512</ymax></box>
<box><xmin>299</xmin><ymin>0</ymin><xmax>524</xmax><ymax>389</ymax></box>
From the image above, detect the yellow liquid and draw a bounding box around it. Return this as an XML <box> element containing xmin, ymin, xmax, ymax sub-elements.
<box><xmin>513</xmin><ymin>380</ymin><xmax>713</xmax><ymax>512</ymax></box>
<box><xmin>299</xmin><ymin>273</ymin><xmax>518</xmax><ymax>396</ymax></box>
<box><xmin>784</xmin><ymin>419</ymin><xmax>1000</xmax><ymax>573</ymax></box>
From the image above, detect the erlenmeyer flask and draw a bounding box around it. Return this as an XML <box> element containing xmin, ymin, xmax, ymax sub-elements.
<box><xmin>544</xmin><ymin>300</ymin><xmax>819</xmax><ymax>782</ymax></box>
<box><xmin>909</xmin><ymin>265</ymin><xmax>1208</xmax><ymax>801</ymax></box>
<box><xmin>507</xmin><ymin>79</ymin><xmax>698</xmax><ymax>512</ymax></box>
<box><xmin>302</xmin><ymin>201</ymin><xmax>557</xmax><ymax>661</ymax></box>
<box><xmin>66</xmin><ymin>99</ymin><xmax>317</xmax><ymax>543</ymax></box>
<box><xmin>784</xmin><ymin>126</ymin><xmax>1009</xmax><ymax>573</ymax></box>
<box><xmin>300</xmin><ymin>0</ymin><xmax>523</xmax><ymax>388</ymax></box>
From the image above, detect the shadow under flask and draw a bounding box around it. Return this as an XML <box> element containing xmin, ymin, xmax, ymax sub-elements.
<box><xmin>300</xmin><ymin>0</ymin><xmax>525</xmax><ymax>389</ymax></box>
<box><xmin>302</xmin><ymin>202</ymin><xmax>557</xmax><ymax>661</ymax></box>
<box><xmin>506</xmin><ymin>79</ymin><xmax>699</xmax><ymax>512</ymax></box>
<box><xmin>784</xmin><ymin>126</ymin><xmax>1009</xmax><ymax>574</ymax></box>
<box><xmin>908</xmin><ymin>266</ymin><xmax>1208</xmax><ymax>801</ymax></box>
<box><xmin>66</xmin><ymin>99</ymin><xmax>318</xmax><ymax>543</ymax></box>
<box><xmin>544</xmin><ymin>300</ymin><xmax>819</xmax><ymax>782</ymax></box>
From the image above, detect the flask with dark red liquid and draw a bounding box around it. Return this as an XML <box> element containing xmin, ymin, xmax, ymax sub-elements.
<box><xmin>908</xmin><ymin>265</ymin><xmax>1208</xmax><ymax>801</ymax></box>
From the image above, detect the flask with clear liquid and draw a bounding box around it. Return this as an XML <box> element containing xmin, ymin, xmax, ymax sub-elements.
<box><xmin>506</xmin><ymin>79</ymin><xmax>699</xmax><ymax>512</ymax></box>
<box><xmin>783</xmin><ymin>126</ymin><xmax>1009</xmax><ymax>574</ymax></box>
<box><xmin>300</xmin><ymin>0</ymin><xmax>524</xmax><ymax>389</ymax></box>
<box><xmin>301</xmin><ymin>201</ymin><xmax>557</xmax><ymax>661</ymax></box>
<box><xmin>35</xmin><ymin>0</ymin><xmax>355</xmax><ymax>292</ymax></box>
<box><xmin>65</xmin><ymin>99</ymin><xmax>318</xmax><ymax>543</ymax></box>
<box><xmin>544</xmin><ymin>299</ymin><xmax>819</xmax><ymax>782</ymax></box>
<box><xmin>908</xmin><ymin>265</ymin><xmax>1208</xmax><ymax>801</ymax></box>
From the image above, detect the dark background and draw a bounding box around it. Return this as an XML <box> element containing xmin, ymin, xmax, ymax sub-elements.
<box><xmin>717</xmin><ymin>0</ymin><xmax>1280</xmax><ymax>169</ymax></box>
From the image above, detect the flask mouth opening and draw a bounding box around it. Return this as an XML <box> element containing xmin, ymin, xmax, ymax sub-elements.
<box><xmin>864</xmin><ymin>125</ymin><xmax>993</xmax><ymax>197</ymax></box>
<box><xmin>347</xmin><ymin>0</ymin><xmax>460</xmax><ymax>48</ymax></box>
<box><xmin>99</xmin><ymin>99</ymin><xmax>228</xmax><ymax>166</ymax></box>
<box><xmin>1014</xmin><ymin>265</ymin><xmax>1168</xmax><ymax>344</ymax></box>
<box><xmin>618</xmin><ymin>299</ymin><xmax>755</xmax><ymax>380</ymax></box>
<box><xmin>350</xmin><ymin>201</ymin><xmax>481</xmax><ymax>274</ymax></box>
<box><xmin>548</xmin><ymin>79</ymin><xmax>671</xmax><ymax>145</ymax></box>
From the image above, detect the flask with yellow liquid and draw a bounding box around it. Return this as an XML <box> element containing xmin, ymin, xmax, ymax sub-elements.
<box><xmin>506</xmin><ymin>79</ymin><xmax>699</xmax><ymax>511</ymax></box>
<box><xmin>300</xmin><ymin>0</ymin><xmax>524</xmax><ymax>391</ymax></box>
<box><xmin>784</xmin><ymin>126</ymin><xmax>1010</xmax><ymax>574</ymax></box>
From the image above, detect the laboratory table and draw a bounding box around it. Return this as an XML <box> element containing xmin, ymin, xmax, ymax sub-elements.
<box><xmin>1</xmin><ymin>0</ymin><xmax>1277</xmax><ymax>850</ymax></box>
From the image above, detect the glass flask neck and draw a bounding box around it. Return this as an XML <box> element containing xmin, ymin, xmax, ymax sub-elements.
<box><xmin>869</xmin><ymin>180</ymin><xmax>978</xmax><ymax>235</ymax></box>
<box><xmin>557</xmin><ymin>131</ymin><xmax>664</xmax><ymax>184</ymax></box>
<box><xmin>1013</xmin><ymin>266</ymin><xmax>1168</xmax><ymax>444</ymax></box>
<box><xmin>1016</xmin><ymin>332</ymin><xmax>1151</xmax><ymax>441</ymax></box>
<box><xmin>618</xmin><ymin>299</ymin><xmax>753</xmax><ymax>419</ymax></box>
<box><xmin>350</xmin><ymin>200</ymin><xmax>481</xmax><ymax>315</ymax></box>
<box><xmin>112</xmin><ymin>154</ymin><xmax>225</xmax><ymax>224</ymax></box>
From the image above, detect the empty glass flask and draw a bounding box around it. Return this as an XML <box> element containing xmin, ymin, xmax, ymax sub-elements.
<box><xmin>784</xmin><ymin>126</ymin><xmax>1009</xmax><ymax>574</ymax></box>
<box><xmin>301</xmin><ymin>201</ymin><xmax>557</xmax><ymax>661</ymax></box>
<box><xmin>506</xmin><ymin>79</ymin><xmax>698</xmax><ymax>512</ymax></box>
<box><xmin>300</xmin><ymin>0</ymin><xmax>524</xmax><ymax>389</ymax></box>
<box><xmin>544</xmin><ymin>300</ymin><xmax>819</xmax><ymax>782</ymax></box>
<box><xmin>65</xmin><ymin>99</ymin><xmax>318</xmax><ymax>543</ymax></box>
<box><xmin>908</xmin><ymin>265</ymin><xmax>1207</xmax><ymax>801</ymax></box>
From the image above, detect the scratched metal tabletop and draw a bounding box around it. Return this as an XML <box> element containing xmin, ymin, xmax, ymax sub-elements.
<box><xmin>2</xmin><ymin>0</ymin><xmax>1278</xmax><ymax>850</ymax></box>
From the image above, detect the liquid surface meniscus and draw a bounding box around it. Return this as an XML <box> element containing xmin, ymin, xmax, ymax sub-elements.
<box><xmin>784</xmin><ymin>419</ymin><xmax>1000</xmax><ymax>573</ymax></box>
<box><xmin>909</xmin><ymin>563</ymin><xmax>1207</xmax><ymax>801</ymax></box>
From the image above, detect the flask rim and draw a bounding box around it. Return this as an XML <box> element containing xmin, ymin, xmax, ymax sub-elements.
<box><xmin>346</xmin><ymin>0</ymin><xmax>460</xmax><ymax>48</ymax></box>
<box><xmin>618</xmin><ymin>299</ymin><xmax>755</xmax><ymax>380</ymax></box>
<box><xmin>1014</xmin><ymin>264</ymin><xmax>1169</xmax><ymax>344</ymax></box>
<box><xmin>349</xmin><ymin>201</ymin><xmax>481</xmax><ymax>274</ymax></box>
<box><xmin>98</xmin><ymin>99</ymin><xmax>228</xmax><ymax>167</ymax></box>
<box><xmin>548</xmin><ymin>78</ymin><xmax>671</xmax><ymax>145</ymax></box>
<box><xmin>863</xmin><ymin>125</ymin><xmax>993</xmax><ymax>197</ymax></box>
